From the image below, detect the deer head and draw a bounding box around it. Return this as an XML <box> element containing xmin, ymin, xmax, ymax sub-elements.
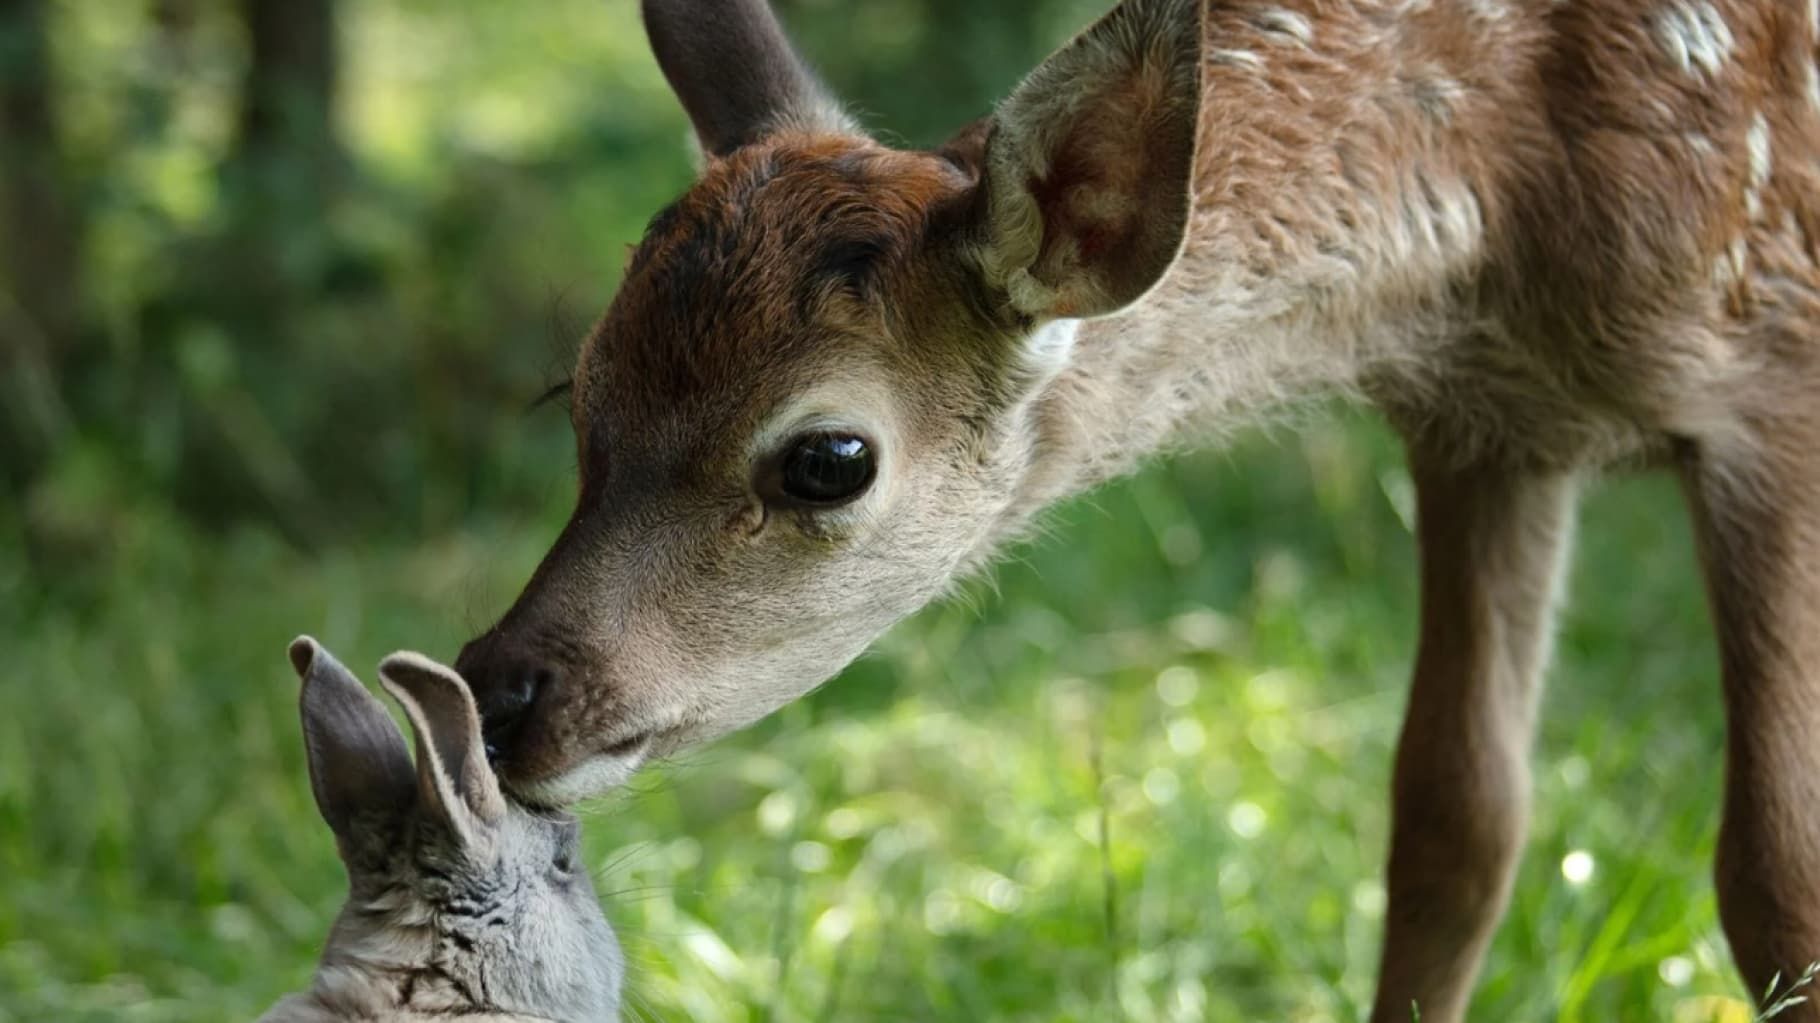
<box><xmin>458</xmin><ymin>0</ymin><xmax>1204</xmax><ymax>805</ymax></box>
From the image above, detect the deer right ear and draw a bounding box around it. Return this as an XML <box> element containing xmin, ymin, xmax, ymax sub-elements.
<box><xmin>966</xmin><ymin>0</ymin><xmax>1203</xmax><ymax>321</ymax></box>
<box><xmin>641</xmin><ymin>0</ymin><xmax>856</xmax><ymax>158</ymax></box>
<box><xmin>290</xmin><ymin>637</ymin><xmax>415</xmax><ymax>846</ymax></box>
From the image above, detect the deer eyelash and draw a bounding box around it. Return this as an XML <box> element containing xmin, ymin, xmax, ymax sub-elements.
<box><xmin>530</xmin><ymin>379</ymin><xmax>573</xmax><ymax>413</ymax></box>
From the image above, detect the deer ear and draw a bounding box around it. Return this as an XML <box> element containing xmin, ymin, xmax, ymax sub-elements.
<box><xmin>290</xmin><ymin>637</ymin><xmax>414</xmax><ymax>848</ymax></box>
<box><xmin>379</xmin><ymin>652</ymin><xmax>506</xmax><ymax>848</ymax></box>
<box><xmin>971</xmin><ymin>0</ymin><xmax>1203</xmax><ymax>321</ymax></box>
<box><xmin>642</xmin><ymin>0</ymin><xmax>856</xmax><ymax>158</ymax></box>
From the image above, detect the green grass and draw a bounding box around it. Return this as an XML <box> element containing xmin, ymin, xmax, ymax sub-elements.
<box><xmin>0</xmin><ymin>414</ymin><xmax>1753</xmax><ymax>1022</ymax></box>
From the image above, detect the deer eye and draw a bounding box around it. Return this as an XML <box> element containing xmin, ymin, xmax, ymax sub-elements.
<box><xmin>780</xmin><ymin>433</ymin><xmax>876</xmax><ymax>505</ymax></box>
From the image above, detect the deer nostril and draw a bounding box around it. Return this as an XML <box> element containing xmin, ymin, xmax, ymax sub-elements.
<box><xmin>477</xmin><ymin>665</ymin><xmax>553</xmax><ymax>764</ymax></box>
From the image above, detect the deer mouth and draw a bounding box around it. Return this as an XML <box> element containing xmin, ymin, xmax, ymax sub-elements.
<box><xmin>506</xmin><ymin>728</ymin><xmax>672</xmax><ymax>808</ymax></box>
<box><xmin>601</xmin><ymin>730</ymin><xmax>655</xmax><ymax>760</ymax></box>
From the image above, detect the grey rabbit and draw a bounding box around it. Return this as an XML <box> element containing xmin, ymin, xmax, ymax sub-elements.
<box><xmin>261</xmin><ymin>638</ymin><xmax>622</xmax><ymax>1022</ymax></box>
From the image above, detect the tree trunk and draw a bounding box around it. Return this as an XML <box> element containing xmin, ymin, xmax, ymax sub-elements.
<box><xmin>220</xmin><ymin>0</ymin><xmax>340</xmax><ymax>295</ymax></box>
<box><xmin>0</xmin><ymin>0</ymin><xmax>79</xmax><ymax>484</ymax></box>
<box><xmin>235</xmin><ymin>0</ymin><xmax>338</xmax><ymax>176</ymax></box>
<box><xmin>163</xmin><ymin>0</ymin><xmax>342</xmax><ymax>534</ymax></box>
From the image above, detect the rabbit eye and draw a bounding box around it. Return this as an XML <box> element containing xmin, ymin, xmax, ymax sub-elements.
<box><xmin>545</xmin><ymin>815</ymin><xmax>584</xmax><ymax>881</ymax></box>
<box><xmin>550</xmin><ymin>825</ymin><xmax>583</xmax><ymax>878</ymax></box>
<box><xmin>552</xmin><ymin>846</ymin><xmax>577</xmax><ymax>875</ymax></box>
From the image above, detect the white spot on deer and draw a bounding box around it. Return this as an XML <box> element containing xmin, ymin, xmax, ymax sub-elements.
<box><xmin>1712</xmin><ymin>235</ymin><xmax>1748</xmax><ymax>289</ymax></box>
<box><xmin>1465</xmin><ymin>0</ymin><xmax>1509</xmax><ymax>21</ymax></box>
<box><xmin>1412</xmin><ymin>75</ymin><xmax>1465</xmax><ymax>125</ymax></box>
<box><xmin>1807</xmin><ymin>62</ymin><xmax>1820</xmax><ymax>110</ymax></box>
<box><xmin>1745</xmin><ymin>112</ymin><xmax>1771</xmax><ymax>220</ymax></box>
<box><xmin>1384</xmin><ymin>171</ymin><xmax>1484</xmax><ymax>272</ymax></box>
<box><xmin>1652</xmin><ymin>2</ymin><xmax>1735</xmax><ymax>77</ymax></box>
<box><xmin>1209</xmin><ymin>48</ymin><xmax>1266</xmax><ymax>71</ymax></box>
<box><xmin>1431</xmin><ymin>181</ymin><xmax>1484</xmax><ymax>252</ymax></box>
<box><xmin>1810</xmin><ymin>0</ymin><xmax>1818</xmax><ymax>42</ymax></box>
<box><xmin>1252</xmin><ymin>8</ymin><xmax>1313</xmax><ymax>45</ymax></box>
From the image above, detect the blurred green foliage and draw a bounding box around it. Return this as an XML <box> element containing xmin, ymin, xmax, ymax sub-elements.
<box><xmin>0</xmin><ymin>0</ymin><xmax>1757</xmax><ymax>1020</ymax></box>
<box><xmin>2</xmin><ymin>0</ymin><xmax>1110</xmax><ymax>550</ymax></box>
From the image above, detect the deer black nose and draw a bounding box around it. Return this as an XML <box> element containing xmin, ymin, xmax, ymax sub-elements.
<box><xmin>455</xmin><ymin>637</ymin><xmax>556</xmax><ymax>763</ymax></box>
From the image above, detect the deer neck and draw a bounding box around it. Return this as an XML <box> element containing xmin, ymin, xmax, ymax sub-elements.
<box><xmin>998</xmin><ymin>0</ymin><xmax>1523</xmax><ymax>530</ymax></box>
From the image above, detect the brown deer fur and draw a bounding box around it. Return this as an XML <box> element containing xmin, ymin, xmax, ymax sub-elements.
<box><xmin>455</xmin><ymin>0</ymin><xmax>1820</xmax><ymax>1017</ymax></box>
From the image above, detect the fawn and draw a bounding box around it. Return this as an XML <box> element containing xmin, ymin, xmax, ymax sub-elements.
<box><xmin>452</xmin><ymin>0</ymin><xmax>1820</xmax><ymax>1017</ymax></box>
<box><xmin>263</xmin><ymin>639</ymin><xmax>621</xmax><ymax>1022</ymax></box>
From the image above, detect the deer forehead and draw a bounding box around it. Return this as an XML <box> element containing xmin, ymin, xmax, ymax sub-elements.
<box><xmin>572</xmin><ymin>135</ymin><xmax>976</xmax><ymax>444</ymax></box>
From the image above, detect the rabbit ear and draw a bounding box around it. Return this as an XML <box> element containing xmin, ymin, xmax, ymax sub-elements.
<box><xmin>379</xmin><ymin>651</ymin><xmax>507</xmax><ymax>848</ymax></box>
<box><xmin>290</xmin><ymin>637</ymin><xmax>415</xmax><ymax>847</ymax></box>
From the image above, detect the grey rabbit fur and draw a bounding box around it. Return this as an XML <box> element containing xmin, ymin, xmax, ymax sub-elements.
<box><xmin>260</xmin><ymin>638</ymin><xmax>622</xmax><ymax>1022</ymax></box>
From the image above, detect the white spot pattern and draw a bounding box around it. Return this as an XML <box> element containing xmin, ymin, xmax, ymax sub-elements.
<box><xmin>1209</xmin><ymin>48</ymin><xmax>1266</xmax><ymax>71</ymax></box>
<box><xmin>1651</xmin><ymin>2</ymin><xmax>1735</xmax><ymax>78</ymax></box>
<box><xmin>1253</xmin><ymin>7</ymin><xmax>1314</xmax><ymax>44</ymax></box>
<box><xmin>1713</xmin><ymin>235</ymin><xmax>1748</xmax><ymax>291</ymax></box>
<box><xmin>1745</xmin><ymin>111</ymin><xmax>1771</xmax><ymax>221</ymax></box>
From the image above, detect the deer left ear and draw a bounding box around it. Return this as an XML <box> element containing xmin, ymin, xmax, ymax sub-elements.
<box><xmin>970</xmin><ymin>0</ymin><xmax>1203</xmax><ymax>321</ymax></box>
<box><xmin>643</xmin><ymin>0</ymin><xmax>857</xmax><ymax>159</ymax></box>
